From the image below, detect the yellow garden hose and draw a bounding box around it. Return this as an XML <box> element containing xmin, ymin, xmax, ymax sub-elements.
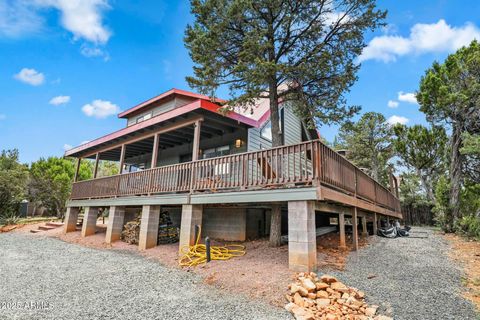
<box><xmin>179</xmin><ymin>226</ymin><xmax>246</xmax><ymax>267</ymax></box>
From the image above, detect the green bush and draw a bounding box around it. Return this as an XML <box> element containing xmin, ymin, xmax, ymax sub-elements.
<box><xmin>454</xmin><ymin>215</ymin><xmax>480</xmax><ymax>240</ymax></box>
<box><xmin>0</xmin><ymin>212</ymin><xmax>20</xmax><ymax>226</ymax></box>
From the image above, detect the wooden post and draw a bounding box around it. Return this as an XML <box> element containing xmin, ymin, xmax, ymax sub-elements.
<box><xmin>352</xmin><ymin>207</ymin><xmax>358</xmax><ymax>251</ymax></box>
<box><xmin>151</xmin><ymin>134</ymin><xmax>160</xmax><ymax>168</ymax></box>
<box><xmin>119</xmin><ymin>144</ymin><xmax>126</xmax><ymax>174</ymax></box>
<box><xmin>373</xmin><ymin>212</ymin><xmax>378</xmax><ymax>236</ymax></box>
<box><xmin>361</xmin><ymin>215</ymin><xmax>368</xmax><ymax>237</ymax></box>
<box><xmin>339</xmin><ymin>212</ymin><xmax>346</xmax><ymax>249</ymax></box>
<box><xmin>192</xmin><ymin>120</ymin><xmax>201</xmax><ymax>161</ymax></box>
<box><xmin>93</xmin><ymin>153</ymin><xmax>100</xmax><ymax>178</ymax></box>
<box><xmin>74</xmin><ymin>158</ymin><xmax>81</xmax><ymax>182</ymax></box>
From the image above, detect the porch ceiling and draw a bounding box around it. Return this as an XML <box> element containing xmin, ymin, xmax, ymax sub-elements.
<box><xmin>76</xmin><ymin>109</ymin><xmax>249</xmax><ymax>161</ymax></box>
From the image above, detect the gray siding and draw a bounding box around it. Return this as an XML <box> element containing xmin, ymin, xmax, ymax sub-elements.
<box><xmin>126</xmin><ymin>96</ymin><xmax>196</xmax><ymax>127</ymax></box>
<box><xmin>247</xmin><ymin>103</ymin><xmax>303</xmax><ymax>151</ymax></box>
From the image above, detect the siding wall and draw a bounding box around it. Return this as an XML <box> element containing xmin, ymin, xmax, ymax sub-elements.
<box><xmin>247</xmin><ymin>103</ymin><xmax>303</xmax><ymax>151</ymax></box>
<box><xmin>126</xmin><ymin>96</ymin><xmax>195</xmax><ymax>127</ymax></box>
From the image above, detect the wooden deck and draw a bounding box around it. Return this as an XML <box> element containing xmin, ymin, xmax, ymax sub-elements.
<box><xmin>70</xmin><ymin>140</ymin><xmax>401</xmax><ymax>217</ymax></box>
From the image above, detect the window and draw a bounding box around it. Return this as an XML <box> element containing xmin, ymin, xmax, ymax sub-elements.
<box><xmin>136</xmin><ymin>112</ymin><xmax>152</xmax><ymax>124</ymax></box>
<box><xmin>203</xmin><ymin>145</ymin><xmax>230</xmax><ymax>159</ymax></box>
<box><xmin>260</xmin><ymin>108</ymin><xmax>284</xmax><ymax>141</ymax></box>
<box><xmin>260</xmin><ymin>121</ymin><xmax>272</xmax><ymax>140</ymax></box>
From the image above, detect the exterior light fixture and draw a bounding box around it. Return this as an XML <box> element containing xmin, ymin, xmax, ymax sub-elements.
<box><xmin>235</xmin><ymin>139</ymin><xmax>243</xmax><ymax>148</ymax></box>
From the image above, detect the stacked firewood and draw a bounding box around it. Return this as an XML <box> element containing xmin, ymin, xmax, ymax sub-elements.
<box><xmin>285</xmin><ymin>273</ymin><xmax>392</xmax><ymax>320</ymax></box>
<box><xmin>120</xmin><ymin>211</ymin><xmax>179</xmax><ymax>245</ymax></box>
<box><xmin>121</xmin><ymin>218</ymin><xmax>141</xmax><ymax>245</ymax></box>
<box><xmin>157</xmin><ymin>210</ymin><xmax>179</xmax><ymax>244</ymax></box>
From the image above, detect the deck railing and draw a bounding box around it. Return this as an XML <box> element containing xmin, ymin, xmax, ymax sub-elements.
<box><xmin>71</xmin><ymin>140</ymin><xmax>401</xmax><ymax>212</ymax></box>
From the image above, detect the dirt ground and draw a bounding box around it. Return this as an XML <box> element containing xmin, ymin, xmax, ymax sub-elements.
<box><xmin>444</xmin><ymin>233</ymin><xmax>480</xmax><ymax>312</ymax></box>
<box><xmin>12</xmin><ymin>220</ymin><xmax>368</xmax><ymax>306</ymax></box>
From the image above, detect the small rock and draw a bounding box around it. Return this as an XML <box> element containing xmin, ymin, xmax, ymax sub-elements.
<box><xmin>293</xmin><ymin>292</ymin><xmax>304</xmax><ymax>307</ymax></box>
<box><xmin>307</xmin><ymin>293</ymin><xmax>317</xmax><ymax>299</ymax></box>
<box><xmin>331</xmin><ymin>282</ymin><xmax>349</xmax><ymax>293</ymax></box>
<box><xmin>285</xmin><ymin>302</ymin><xmax>296</xmax><ymax>312</ymax></box>
<box><xmin>316</xmin><ymin>282</ymin><xmax>330</xmax><ymax>290</ymax></box>
<box><xmin>325</xmin><ymin>313</ymin><xmax>337</xmax><ymax>320</ymax></box>
<box><xmin>320</xmin><ymin>274</ymin><xmax>338</xmax><ymax>283</ymax></box>
<box><xmin>301</xmin><ymin>278</ymin><xmax>317</xmax><ymax>292</ymax></box>
<box><xmin>365</xmin><ymin>307</ymin><xmax>377</xmax><ymax>317</ymax></box>
<box><xmin>316</xmin><ymin>290</ymin><xmax>329</xmax><ymax>299</ymax></box>
<box><xmin>316</xmin><ymin>298</ymin><xmax>331</xmax><ymax>307</ymax></box>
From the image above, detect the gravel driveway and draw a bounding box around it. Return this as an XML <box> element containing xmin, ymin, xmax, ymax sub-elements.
<box><xmin>0</xmin><ymin>233</ymin><xmax>290</xmax><ymax>320</ymax></box>
<box><xmin>328</xmin><ymin>227</ymin><xmax>478</xmax><ymax>320</ymax></box>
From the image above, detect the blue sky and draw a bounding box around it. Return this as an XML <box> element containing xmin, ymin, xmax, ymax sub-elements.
<box><xmin>1</xmin><ymin>0</ymin><xmax>479</xmax><ymax>164</ymax></box>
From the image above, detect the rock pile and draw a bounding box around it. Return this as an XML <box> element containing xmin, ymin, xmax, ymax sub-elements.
<box><xmin>285</xmin><ymin>272</ymin><xmax>392</xmax><ymax>320</ymax></box>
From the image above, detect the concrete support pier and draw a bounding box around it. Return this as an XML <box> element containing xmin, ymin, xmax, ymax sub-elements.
<box><xmin>139</xmin><ymin>205</ymin><xmax>161</xmax><ymax>250</ymax></box>
<box><xmin>105</xmin><ymin>206</ymin><xmax>125</xmax><ymax>244</ymax></box>
<box><xmin>64</xmin><ymin>207</ymin><xmax>79</xmax><ymax>234</ymax></box>
<box><xmin>81</xmin><ymin>207</ymin><xmax>98</xmax><ymax>237</ymax></box>
<box><xmin>287</xmin><ymin>200</ymin><xmax>317</xmax><ymax>272</ymax></box>
<box><xmin>373</xmin><ymin>213</ymin><xmax>378</xmax><ymax>236</ymax></box>
<box><xmin>179</xmin><ymin>204</ymin><xmax>203</xmax><ymax>253</ymax></box>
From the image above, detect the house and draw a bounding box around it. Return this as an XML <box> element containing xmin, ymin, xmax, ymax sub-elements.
<box><xmin>63</xmin><ymin>88</ymin><xmax>402</xmax><ymax>272</ymax></box>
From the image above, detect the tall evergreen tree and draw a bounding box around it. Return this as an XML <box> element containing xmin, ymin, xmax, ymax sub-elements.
<box><xmin>336</xmin><ymin>112</ymin><xmax>393</xmax><ymax>184</ymax></box>
<box><xmin>417</xmin><ymin>40</ymin><xmax>480</xmax><ymax>231</ymax></box>
<box><xmin>185</xmin><ymin>0</ymin><xmax>385</xmax><ymax>246</ymax></box>
<box><xmin>393</xmin><ymin>125</ymin><xmax>447</xmax><ymax>202</ymax></box>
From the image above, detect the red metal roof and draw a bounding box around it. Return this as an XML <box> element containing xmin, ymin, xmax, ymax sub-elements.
<box><xmin>117</xmin><ymin>88</ymin><xmax>227</xmax><ymax>119</ymax></box>
<box><xmin>65</xmin><ymin>99</ymin><xmax>261</xmax><ymax>158</ymax></box>
<box><xmin>65</xmin><ymin>87</ymin><xmax>319</xmax><ymax>158</ymax></box>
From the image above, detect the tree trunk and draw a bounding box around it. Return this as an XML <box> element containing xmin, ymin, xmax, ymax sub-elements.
<box><xmin>268</xmin><ymin>80</ymin><xmax>283</xmax><ymax>246</ymax></box>
<box><xmin>371</xmin><ymin>154</ymin><xmax>379</xmax><ymax>181</ymax></box>
<box><xmin>418</xmin><ymin>169</ymin><xmax>435</xmax><ymax>203</ymax></box>
<box><xmin>269</xmin><ymin>204</ymin><xmax>282</xmax><ymax>247</ymax></box>
<box><xmin>448</xmin><ymin>123</ymin><xmax>463</xmax><ymax>232</ymax></box>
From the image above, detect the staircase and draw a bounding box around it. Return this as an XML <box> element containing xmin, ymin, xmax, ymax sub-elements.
<box><xmin>76</xmin><ymin>212</ymin><xmax>84</xmax><ymax>228</ymax></box>
<box><xmin>30</xmin><ymin>222</ymin><xmax>64</xmax><ymax>233</ymax></box>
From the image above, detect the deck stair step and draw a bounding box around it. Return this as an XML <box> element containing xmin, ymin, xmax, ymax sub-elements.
<box><xmin>77</xmin><ymin>213</ymin><xmax>84</xmax><ymax>227</ymax></box>
<box><xmin>38</xmin><ymin>225</ymin><xmax>56</xmax><ymax>231</ymax></box>
<box><xmin>30</xmin><ymin>229</ymin><xmax>42</xmax><ymax>233</ymax></box>
<box><xmin>45</xmin><ymin>222</ymin><xmax>63</xmax><ymax>228</ymax></box>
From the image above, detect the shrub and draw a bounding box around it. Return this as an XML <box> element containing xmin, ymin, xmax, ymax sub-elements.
<box><xmin>0</xmin><ymin>212</ymin><xmax>20</xmax><ymax>226</ymax></box>
<box><xmin>454</xmin><ymin>215</ymin><xmax>480</xmax><ymax>240</ymax></box>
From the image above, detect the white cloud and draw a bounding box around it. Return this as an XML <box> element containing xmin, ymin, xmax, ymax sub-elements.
<box><xmin>80</xmin><ymin>140</ymin><xmax>90</xmax><ymax>145</ymax></box>
<box><xmin>0</xmin><ymin>114</ymin><xmax>6</xmax><ymax>120</ymax></box>
<box><xmin>387</xmin><ymin>115</ymin><xmax>409</xmax><ymax>125</ymax></box>
<box><xmin>63</xmin><ymin>143</ymin><xmax>72</xmax><ymax>151</ymax></box>
<box><xmin>387</xmin><ymin>100</ymin><xmax>399</xmax><ymax>108</ymax></box>
<box><xmin>82</xmin><ymin>99</ymin><xmax>119</xmax><ymax>118</ymax></box>
<box><xmin>14</xmin><ymin>68</ymin><xmax>45</xmax><ymax>85</ymax></box>
<box><xmin>360</xmin><ymin>19</ymin><xmax>480</xmax><ymax>62</ymax></box>
<box><xmin>397</xmin><ymin>91</ymin><xmax>417</xmax><ymax>104</ymax></box>
<box><xmin>49</xmin><ymin>95</ymin><xmax>70</xmax><ymax>105</ymax></box>
<box><xmin>80</xmin><ymin>44</ymin><xmax>109</xmax><ymax>60</ymax></box>
<box><xmin>1</xmin><ymin>1</ymin><xmax>111</xmax><ymax>58</ymax></box>
<box><xmin>35</xmin><ymin>0</ymin><xmax>111</xmax><ymax>44</ymax></box>
<box><xmin>0</xmin><ymin>1</ymin><xmax>44</xmax><ymax>37</ymax></box>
